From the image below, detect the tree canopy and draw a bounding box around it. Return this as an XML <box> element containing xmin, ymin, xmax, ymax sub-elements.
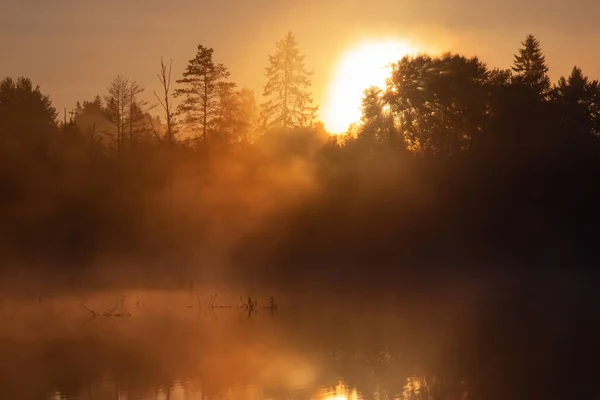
<box><xmin>512</xmin><ymin>34</ymin><xmax>551</xmax><ymax>97</ymax></box>
<box><xmin>0</xmin><ymin>32</ymin><xmax>598</xmax><ymax>400</ymax></box>
<box><xmin>1</xmin><ymin>33</ymin><xmax>600</xmax><ymax>279</ymax></box>
<box><xmin>0</xmin><ymin>77</ymin><xmax>57</xmax><ymax>157</ymax></box>
<box><xmin>260</xmin><ymin>31</ymin><xmax>317</xmax><ymax>130</ymax></box>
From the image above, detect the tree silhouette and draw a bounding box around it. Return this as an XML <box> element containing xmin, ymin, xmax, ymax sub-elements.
<box><xmin>503</xmin><ymin>35</ymin><xmax>556</xmax><ymax>160</ymax></box>
<box><xmin>154</xmin><ymin>57</ymin><xmax>177</xmax><ymax>146</ymax></box>
<box><xmin>512</xmin><ymin>34</ymin><xmax>551</xmax><ymax>97</ymax></box>
<box><xmin>104</xmin><ymin>75</ymin><xmax>130</xmax><ymax>159</ymax></box>
<box><xmin>260</xmin><ymin>31</ymin><xmax>317</xmax><ymax>130</ymax></box>
<box><xmin>126</xmin><ymin>81</ymin><xmax>153</xmax><ymax>148</ymax></box>
<box><xmin>236</xmin><ymin>88</ymin><xmax>259</xmax><ymax>143</ymax></box>
<box><xmin>73</xmin><ymin>96</ymin><xmax>113</xmax><ymax>153</ymax></box>
<box><xmin>175</xmin><ymin>45</ymin><xmax>233</xmax><ymax>145</ymax></box>
<box><xmin>554</xmin><ymin>66</ymin><xmax>600</xmax><ymax>137</ymax></box>
<box><xmin>356</xmin><ymin>86</ymin><xmax>398</xmax><ymax>151</ymax></box>
<box><xmin>386</xmin><ymin>54</ymin><xmax>489</xmax><ymax>156</ymax></box>
<box><xmin>1</xmin><ymin>34</ymin><xmax>600</xmax><ymax>400</ymax></box>
<box><xmin>212</xmin><ymin>80</ymin><xmax>241</xmax><ymax>145</ymax></box>
<box><xmin>0</xmin><ymin>77</ymin><xmax>57</xmax><ymax>158</ymax></box>
<box><xmin>552</xmin><ymin>66</ymin><xmax>600</xmax><ymax>156</ymax></box>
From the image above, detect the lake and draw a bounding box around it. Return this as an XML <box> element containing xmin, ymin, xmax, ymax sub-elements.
<box><xmin>0</xmin><ymin>271</ymin><xmax>592</xmax><ymax>400</ymax></box>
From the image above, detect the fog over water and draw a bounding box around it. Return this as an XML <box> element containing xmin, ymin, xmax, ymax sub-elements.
<box><xmin>0</xmin><ymin>266</ymin><xmax>591</xmax><ymax>400</ymax></box>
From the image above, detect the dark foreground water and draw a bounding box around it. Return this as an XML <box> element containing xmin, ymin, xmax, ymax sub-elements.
<box><xmin>0</xmin><ymin>287</ymin><xmax>473</xmax><ymax>400</ymax></box>
<box><xmin>0</xmin><ymin>275</ymin><xmax>594</xmax><ymax>400</ymax></box>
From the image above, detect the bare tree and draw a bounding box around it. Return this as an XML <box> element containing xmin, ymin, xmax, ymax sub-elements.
<box><xmin>154</xmin><ymin>57</ymin><xmax>178</xmax><ymax>268</ymax></box>
<box><xmin>154</xmin><ymin>57</ymin><xmax>176</xmax><ymax>146</ymax></box>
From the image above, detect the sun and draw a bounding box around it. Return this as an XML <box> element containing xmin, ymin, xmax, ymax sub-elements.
<box><xmin>322</xmin><ymin>39</ymin><xmax>419</xmax><ymax>134</ymax></box>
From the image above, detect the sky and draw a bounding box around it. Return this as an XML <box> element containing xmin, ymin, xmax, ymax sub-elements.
<box><xmin>2</xmin><ymin>0</ymin><xmax>600</xmax><ymax>131</ymax></box>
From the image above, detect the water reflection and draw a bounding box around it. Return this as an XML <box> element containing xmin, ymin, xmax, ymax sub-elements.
<box><xmin>0</xmin><ymin>290</ymin><xmax>467</xmax><ymax>400</ymax></box>
<box><xmin>50</xmin><ymin>379</ymin><xmax>428</xmax><ymax>400</ymax></box>
<box><xmin>317</xmin><ymin>383</ymin><xmax>358</xmax><ymax>400</ymax></box>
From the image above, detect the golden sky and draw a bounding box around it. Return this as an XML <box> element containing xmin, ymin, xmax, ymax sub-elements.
<box><xmin>2</xmin><ymin>0</ymin><xmax>600</xmax><ymax>129</ymax></box>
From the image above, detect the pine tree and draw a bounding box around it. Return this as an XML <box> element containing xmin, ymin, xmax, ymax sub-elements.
<box><xmin>174</xmin><ymin>45</ymin><xmax>232</xmax><ymax>144</ymax></box>
<box><xmin>104</xmin><ymin>75</ymin><xmax>130</xmax><ymax>158</ymax></box>
<box><xmin>127</xmin><ymin>81</ymin><xmax>150</xmax><ymax>148</ymax></box>
<box><xmin>0</xmin><ymin>77</ymin><xmax>57</xmax><ymax>156</ymax></box>
<box><xmin>554</xmin><ymin>66</ymin><xmax>600</xmax><ymax>138</ymax></box>
<box><xmin>512</xmin><ymin>34</ymin><xmax>551</xmax><ymax>96</ymax></box>
<box><xmin>237</xmin><ymin>88</ymin><xmax>259</xmax><ymax>142</ymax></box>
<box><xmin>213</xmin><ymin>80</ymin><xmax>240</xmax><ymax>143</ymax></box>
<box><xmin>555</xmin><ymin>66</ymin><xmax>593</xmax><ymax>102</ymax></box>
<box><xmin>261</xmin><ymin>31</ymin><xmax>317</xmax><ymax>130</ymax></box>
<box><xmin>74</xmin><ymin>95</ymin><xmax>112</xmax><ymax>149</ymax></box>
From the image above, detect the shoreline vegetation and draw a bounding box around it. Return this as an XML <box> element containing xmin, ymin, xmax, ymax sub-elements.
<box><xmin>1</xmin><ymin>32</ymin><xmax>599</xmax><ymax>399</ymax></box>
<box><xmin>0</xmin><ymin>34</ymin><xmax>598</xmax><ymax>287</ymax></box>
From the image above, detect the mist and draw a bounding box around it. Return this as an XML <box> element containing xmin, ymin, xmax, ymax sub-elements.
<box><xmin>0</xmin><ymin>23</ymin><xmax>599</xmax><ymax>400</ymax></box>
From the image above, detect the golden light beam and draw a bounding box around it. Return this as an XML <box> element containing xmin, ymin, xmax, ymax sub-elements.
<box><xmin>322</xmin><ymin>39</ymin><xmax>419</xmax><ymax>134</ymax></box>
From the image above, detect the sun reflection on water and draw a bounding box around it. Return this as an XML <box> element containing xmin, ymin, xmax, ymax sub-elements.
<box><xmin>318</xmin><ymin>382</ymin><xmax>358</xmax><ymax>400</ymax></box>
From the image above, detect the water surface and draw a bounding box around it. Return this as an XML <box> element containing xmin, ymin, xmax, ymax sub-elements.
<box><xmin>0</xmin><ymin>288</ymin><xmax>471</xmax><ymax>400</ymax></box>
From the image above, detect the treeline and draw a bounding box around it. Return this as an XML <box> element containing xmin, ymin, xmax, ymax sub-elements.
<box><xmin>246</xmin><ymin>35</ymin><xmax>600</xmax><ymax>286</ymax></box>
<box><xmin>0</xmin><ymin>31</ymin><xmax>323</xmax><ymax>280</ymax></box>
<box><xmin>1</xmin><ymin>31</ymin><xmax>599</xmax><ymax>400</ymax></box>
<box><xmin>0</xmin><ymin>33</ymin><xmax>599</xmax><ymax>286</ymax></box>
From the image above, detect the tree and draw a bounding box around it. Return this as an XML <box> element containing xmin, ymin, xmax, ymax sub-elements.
<box><xmin>213</xmin><ymin>80</ymin><xmax>240</xmax><ymax>145</ymax></box>
<box><xmin>504</xmin><ymin>35</ymin><xmax>559</xmax><ymax>159</ymax></box>
<box><xmin>74</xmin><ymin>95</ymin><xmax>113</xmax><ymax>152</ymax></box>
<box><xmin>356</xmin><ymin>86</ymin><xmax>398</xmax><ymax>150</ymax></box>
<box><xmin>386</xmin><ymin>54</ymin><xmax>489</xmax><ymax>156</ymax></box>
<box><xmin>471</xmin><ymin>67</ymin><xmax>515</xmax><ymax>154</ymax></box>
<box><xmin>103</xmin><ymin>77</ymin><xmax>153</xmax><ymax>154</ymax></box>
<box><xmin>260</xmin><ymin>31</ymin><xmax>317</xmax><ymax>130</ymax></box>
<box><xmin>237</xmin><ymin>88</ymin><xmax>259</xmax><ymax>143</ymax></box>
<box><xmin>174</xmin><ymin>45</ymin><xmax>233</xmax><ymax>145</ymax></box>
<box><xmin>154</xmin><ymin>57</ymin><xmax>177</xmax><ymax>146</ymax></box>
<box><xmin>127</xmin><ymin>81</ymin><xmax>152</xmax><ymax>148</ymax></box>
<box><xmin>553</xmin><ymin>66</ymin><xmax>600</xmax><ymax>151</ymax></box>
<box><xmin>512</xmin><ymin>34</ymin><xmax>551</xmax><ymax>97</ymax></box>
<box><xmin>0</xmin><ymin>77</ymin><xmax>58</xmax><ymax>157</ymax></box>
<box><xmin>208</xmin><ymin>85</ymin><xmax>259</xmax><ymax>145</ymax></box>
<box><xmin>104</xmin><ymin>75</ymin><xmax>130</xmax><ymax>158</ymax></box>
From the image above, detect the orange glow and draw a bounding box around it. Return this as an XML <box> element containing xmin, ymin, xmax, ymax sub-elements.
<box><xmin>317</xmin><ymin>382</ymin><xmax>358</xmax><ymax>400</ymax></box>
<box><xmin>322</xmin><ymin>39</ymin><xmax>419</xmax><ymax>134</ymax></box>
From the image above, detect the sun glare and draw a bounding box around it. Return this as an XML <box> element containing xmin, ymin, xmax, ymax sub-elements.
<box><xmin>323</xmin><ymin>395</ymin><xmax>347</xmax><ymax>400</ymax></box>
<box><xmin>322</xmin><ymin>39</ymin><xmax>418</xmax><ymax>134</ymax></box>
<box><xmin>317</xmin><ymin>382</ymin><xmax>358</xmax><ymax>400</ymax></box>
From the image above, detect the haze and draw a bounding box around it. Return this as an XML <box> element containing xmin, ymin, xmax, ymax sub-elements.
<box><xmin>3</xmin><ymin>0</ymin><xmax>600</xmax><ymax>131</ymax></box>
<box><xmin>1</xmin><ymin>0</ymin><xmax>600</xmax><ymax>399</ymax></box>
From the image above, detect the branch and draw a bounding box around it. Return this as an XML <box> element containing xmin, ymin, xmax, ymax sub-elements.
<box><xmin>148</xmin><ymin>116</ymin><xmax>164</xmax><ymax>144</ymax></box>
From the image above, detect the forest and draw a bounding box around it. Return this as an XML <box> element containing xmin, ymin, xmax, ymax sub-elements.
<box><xmin>0</xmin><ymin>32</ymin><xmax>599</xmax><ymax>290</ymax></box>
<box><xmin>2</xmin><ymin>30</ymin><xmax>600</xmax><ymax>400</ymax></box>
